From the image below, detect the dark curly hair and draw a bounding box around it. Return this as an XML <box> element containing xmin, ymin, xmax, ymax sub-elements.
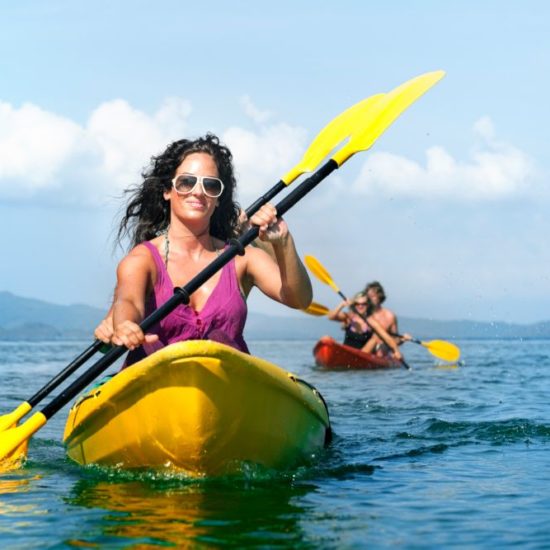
<box><xmin>117</xmin><ymin>133</ymin><xmax>241</xmax><ymax>249</ymax></box>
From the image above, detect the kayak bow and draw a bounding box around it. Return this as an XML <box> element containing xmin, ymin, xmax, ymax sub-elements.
<box><xmin>64</xmin><ymin>340</ymin><xmax>331</xmax><ymax>477</ymax></box>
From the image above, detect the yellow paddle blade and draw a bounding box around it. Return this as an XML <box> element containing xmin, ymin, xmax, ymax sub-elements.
<box><xmin>0</xmin><ymin>441</ymin><xmax>28</xmax><ymax>472</ymax></box>
<box><xmin>304</xmin><ymin>255</ymin><xmax>340</xmax><ymax>293</ymax></box>
<box><xmin>422</xmin><ymin>339</ymin><xmax>461</xmax><ymax>362</ymax></box>
<box><xmin>0</xmin><ymin>412</ymin><xmax>47</xmax><ymax>470</ymax></box>
<box><xmin>0</xmin><ymin>402</ymin><xmax>32</xmax><ymax>432</ymax></box>
<box><xmin>332</xmin><ymin>70</ymin><xmax>445</xmax><ymax>166</ymax></box>
<box><xmin>302</xmin><ymin>301</ymin><xmax>330</xmax><ymax>316</ymax></box>
<box><xmin>282</xmin><ymin>93</ymin><xmax>385</xmax><ymax>184</ymax></box>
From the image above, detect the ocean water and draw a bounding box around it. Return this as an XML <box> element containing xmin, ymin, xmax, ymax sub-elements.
<box><xmin>1</xmin><ymin>338</ymin><xmax>550</xmax><ymax>548</ymax></box>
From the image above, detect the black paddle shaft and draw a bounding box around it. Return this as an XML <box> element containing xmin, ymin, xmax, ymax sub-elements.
<box><xmin>40</xmin><ymin>159</ymin><xmax>339</xmax><ymax>420</ymax></box>
<box><xmin>390</xmin><ymin>331</ymin><xmax>422</xmax><ymax>345</ymax></box>
<box><xmin>27</xmin><ymin>340</ymin><xmax>104</xmax><ymax>407</ymax></box>
<box><xmin>245</xmin><ymin>180</ymin><xmax>287</xmax><ymax>217</ymax></box>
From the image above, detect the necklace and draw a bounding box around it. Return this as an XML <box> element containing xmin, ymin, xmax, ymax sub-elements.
<box><xmin>162</xmin><ymin>225</ymin><xmax>220</xmax><ymax>268</ymax></box>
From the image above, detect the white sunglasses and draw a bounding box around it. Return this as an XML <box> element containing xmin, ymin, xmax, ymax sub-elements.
<box><xmin>171</xmin><ymin>174</ymin><xmax>224</xmax><ymax>198</ymax></box>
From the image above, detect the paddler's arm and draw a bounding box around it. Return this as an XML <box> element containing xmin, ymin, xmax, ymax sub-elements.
<box><xmin>363</xmin><ymin>316</ymin><xmax>402</xmax><ymax>361</ymax></box>
<box><xmin>244</xmin><ymin>203</ymin><xmax>312</xmax><ymax>310</ymax></box>
<box><xmin>327</xmin><ymin>300</ymin><xmax>351</xmax><ymax>322</ymax></box>
<box><xmin>240</xmin><ymin>209</ymin><xmax>314</xmax><ymax>306</ymax></box>
<box><xmin>110</xmin><ymin>245</ymin><xmax>159</xmax><ymax>350</ymax></box>
<box><xmin>238</xmin><ymin>208</ymin><xmax>278</xmax><ymax>262</ymax></box>
<box><xmin>389</xmin><ymin>315</ymin><xmax>412</xmax><ymax>346</ymax></box>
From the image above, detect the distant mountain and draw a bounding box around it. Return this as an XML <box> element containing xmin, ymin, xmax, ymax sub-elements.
<box><xmin>0</xmin><ymin>291</ymin><xmax>104</xmax><ymax>340</ymax></box>
<box><xmin>1</xmin><ymin>291</ymin><xmax>549</xmax><ymax>341</ymax></box>
<box><xmin>398</xmin><ymin>316</ymin><xmax>550</xmax><ymax>339</ymax></box>
<box><xmin>244</xmin><ymin>312</ymin><xmax>550</xmax><ymax>340</ymax></box>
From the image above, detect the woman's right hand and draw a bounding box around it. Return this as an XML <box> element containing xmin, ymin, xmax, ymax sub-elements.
<box><xmin>336</xmin><ymin>299</ymin><xmax>351</xmax><ymax>314</ymax></box>
<box><xmin>112</xmin><ymin>321</ymin><xmax>159</xmax><ymax>350</ymax></box>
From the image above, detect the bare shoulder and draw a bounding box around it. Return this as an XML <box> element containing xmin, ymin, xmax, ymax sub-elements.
<box><xmin>387</xmin><ymin>307</ymin><xmax>397</xmax><ymax>320</ymax></box>
<box><xmin>381</xmin><ymin>307</ymin><xmax>397</xmax><ymax>324</ymax></box>
<box><xmin>117</xmin><ymin>243</ymin><xmax>156</xmax><ymax>278</ymax></box>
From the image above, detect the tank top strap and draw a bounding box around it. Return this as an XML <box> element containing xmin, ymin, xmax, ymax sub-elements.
<box><xmin>139</xmin><ymin>240</ymin><xmax>170</xmax><ymax>291</ymax></box>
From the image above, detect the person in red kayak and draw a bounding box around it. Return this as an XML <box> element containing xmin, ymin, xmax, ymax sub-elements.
<box><xmin>94</xmin><ymin>133</ymin><xmax>312</xmax><ymax>365</ymax></box>
<box><xmin>361</xmin><ymin>281</ymin><xmax>411</xmax><ymax>356</ymax></box>
<box><xmin>327</xmin><ymin>291</ymin><xmax>403</xmax><ymax>361</ymax></box>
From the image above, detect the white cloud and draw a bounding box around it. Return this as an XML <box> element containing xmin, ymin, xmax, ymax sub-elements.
<box><xmin>0</xmin><ymin>95</ymin><xmax>308</xmax><ymax>206</ymax></box>
<box><xmin>0</xmin><ymin>101</ymin><xmax>83</xmax><ymax>193</ymax></box>
<box><xmin>2</xmin><ymin>99</ymin><xmax>531</xmax><ymax>209</ymax></box>
<box><xmin>473</xmin><ymin>115</ymin><xmax>496</xmax><ymax>142</ymax></box>
<box><xmin>351</xmin><ymin>117</ymin><xmax>535</xmax><ymax>200</ymax></box>
<box><xmin>86</xmin><ymin>98</ymin><xmax>191</xmax><ymax>188</ymax></box>
<box><xmin>223</xmin><ymin>123</ymin><xmax>308</xmax><ymax>201</ymax></box>
<box><xmin>224</xmin><ymin>95</ymin><xmax>309</xmax><ymax>204</ymax></box>
<box><xmin>0</xmin><ymin>97</ymin><xmax>192</xmax><ymax>204</ymax></box>
<box><xmin>240</xmin><ymin>95</ymin><xmax>273</xmax><ymax>124</ymax></box>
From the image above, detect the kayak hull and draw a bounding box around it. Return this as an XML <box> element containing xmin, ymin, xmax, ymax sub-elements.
<box><xmin>63</xmin><ymin>341</ymin><xmax>330</xmax><ymax>477</ymax></box>
<box><xmin>313</xmin><ymin>336</ymin><xmax>401</xmax><ymax>370</ymax></box>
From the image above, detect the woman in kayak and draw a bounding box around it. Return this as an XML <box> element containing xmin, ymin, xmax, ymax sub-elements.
<box><xmin>94</xmin><ymin>133</ymin><xmax>312</xmax><ymax>365</ymax></box>
<box><xmin>327</xmin><ymin>292</ymin><xmax>403</xmax><ymax>361</ymax></box>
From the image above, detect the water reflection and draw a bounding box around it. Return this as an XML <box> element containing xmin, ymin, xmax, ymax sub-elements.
<box><xmin>0</xmin><ymin>474</ymin><xmax>44</xmax><ymax>525</ymax></box>
<box><xmin>66</xmin><ymin>475</ymin><xmax>316</xmax><ymax>547</ymax></box>
<box><xmin>435</xmin><ymin>364</ymin><xmax>460</xmax><ymax>370</ymax></box>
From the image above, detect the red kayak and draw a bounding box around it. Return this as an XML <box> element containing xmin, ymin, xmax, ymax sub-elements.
<box><xmin>313</xmin><ymin>336</ymin><xmax>402</xmax><ymax>370</ymax></box>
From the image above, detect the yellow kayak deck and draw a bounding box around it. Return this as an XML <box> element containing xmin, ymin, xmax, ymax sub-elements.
<box><xmin>63</xmin><ymin>340</ymin><xmax>331</xmax><ymax>477</ymax></box>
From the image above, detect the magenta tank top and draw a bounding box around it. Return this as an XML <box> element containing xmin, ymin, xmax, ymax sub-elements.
<box><xmin>124</xmin><ymin>240</ymin><xmax>249</xmax><ymax>367</ymax></box>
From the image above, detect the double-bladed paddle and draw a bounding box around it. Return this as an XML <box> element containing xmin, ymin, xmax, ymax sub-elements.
<box><xmin>0</xmin><ymin>91</ymin><xmax>385</xmax><ymax>435</ymax></box>
<box><xmin>0</xmin><ymin>69</ymin><xmax>444</xmax><ymax>468</ymax></box>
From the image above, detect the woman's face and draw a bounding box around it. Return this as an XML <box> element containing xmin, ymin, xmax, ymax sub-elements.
<box><xmin>164</xmin><ymin>152</ymin><xmax>221</xmax><ymax>223</ymax></box>
<box><xmin>353</xmin><ymin>297</ymin><xmax>369</xmax><ymax>315</ymax></box>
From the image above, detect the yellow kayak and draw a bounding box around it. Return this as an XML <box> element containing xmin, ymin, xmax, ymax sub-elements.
<box><xmin>63</xmin><ymin>340</ymin><xmax>331</xmax><ymax>477</ymax></box>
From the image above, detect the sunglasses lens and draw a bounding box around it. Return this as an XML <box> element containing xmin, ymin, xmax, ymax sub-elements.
<box><xmin>202</xmin><ymin>177</ymin><xmax>223</xmax><ymax>197</ymax></box>
<box><xmin>174</xmin><ymin>175</ymin><xmax>198</xmax><ymax>193</ymax></box>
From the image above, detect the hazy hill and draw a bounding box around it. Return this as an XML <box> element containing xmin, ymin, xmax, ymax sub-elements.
<box><xmin>244</xmin><ymin>312</ymin><xmax>550</xmax><ymax>340</ymax></box>
<box><xmin>1</xmin><ymin>291</ymin><xmax>549</xmax><ymax>341</ymax></box>
<box><xmin>0</xmin><ymin>291</ymin><xmax>104</xmax><ymax>340</ymax></box>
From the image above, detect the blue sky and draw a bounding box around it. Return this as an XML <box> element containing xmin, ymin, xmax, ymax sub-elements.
<box><xmin>0</xmin><ymin>1</ymin><xmax>549</xmax><ymax>323</ymax></box>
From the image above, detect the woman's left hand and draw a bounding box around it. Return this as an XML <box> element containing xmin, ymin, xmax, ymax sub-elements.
<box><xmin>249</xmin><ymin>203</ymin><xmax>289</xmax><ymax>244</ymax></box>
<box><xmin>94</xmin><ymin>316</ymin><xmax>114</xmax><ymax>344</ymax></box>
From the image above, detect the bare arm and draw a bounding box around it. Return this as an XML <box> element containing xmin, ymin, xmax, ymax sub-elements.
<box><xmin>363</xmin><ymin>316</ymin><xmax>402</xmax><ymax>360</ymax></box>
<box><xmin>238</xmin><ymin>208</ymin><xmax>278</xmax><ymax>261</ymax></box>
<box><xmin>109</xmin><ymin>246</ymin><xmax>159</xmax><ymax>350</ymax></box>
<box><xmin>388</xmin><ymin>312</ymin><xmax>412</xmax><ymax>346</ymax></box>
<box><xmin>243</xmin><ymin>204</ymin><xmax>312</xmax><ymax>309</ymax></box>
<box><xmin>327</xmin><ymin>300</ymin><xmax>351</xmax><ymax>322</ymax></box>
